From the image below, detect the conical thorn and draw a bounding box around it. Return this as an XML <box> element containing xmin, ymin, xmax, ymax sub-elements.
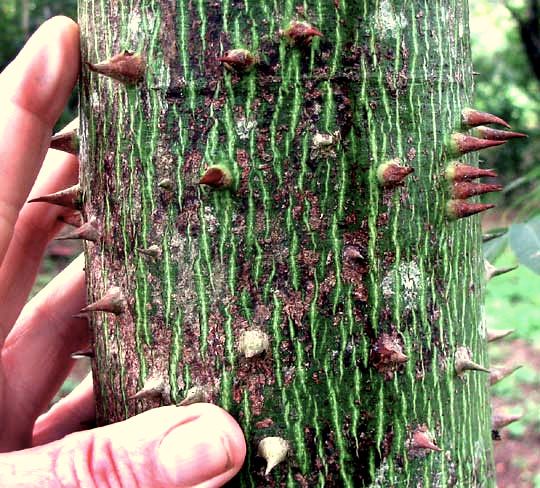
<box><xmin>452</xmin><ymin>182</ymin><xmax>502</xmax><ymax>199</ymax></box>
<box><xmin>177</xmin><ymin>385</ymin><xmax>211</xmax><ymax>406</ymax></box>
<box><xmin>219</xmin><ymin>49</ymin><xmax>257</xmax><ymax>73</ymax></box>
<box><xmin>485</xmin><ymin>260</ymin><xmax>518</xmax><ymax>281</ymax></box>
<box><xmin>138</xmin><ymin>244</ymin><xmax>162</xmax><ymax>258</ymax></box>
<box><xmin>79</xmin><ymin>286</ymin><xmax>126</xmax><ymax>315</ymax></box>
<box><xmin>450</xmin><ymin>133</ymin><xmax>506</xmax><ymax>156</ymax></box>
<box><xmin>461</xmin><ymin>108</ymin><xmax>510</xmax><ymax>129</ymax></box>
<box><xmin>490</xmin><ymin>364</ymin><xmax>522</xmax><ymax>385</ymax></box>
<box><xmin>377</xmin><ymin>159</ymin><xmax>415</xmax><ymax>188</ymax></box>
<box><xmin>487</xmin><ymin>328</ymin><xmax>514</xmax><ymax>342</ymax></box>
<box><xmin>49</xmin><ymin>117</ymin><xmax>79</xmax><ymax>154</ymax></box>
<box><xmin>86</xmin><ymin>51</ymin><xmax>146</xmax><ymax>84</ymax></box>
<box><xmin>474</xmin><ymin>126</ymin><xmax>527</xmax><ymax>141</ymax></box>
<box><xmin>483</xmin><ymin>231</ymin><xmax>507</xmax><ymax>243</ymax></box>
<box><xmin>409</xmin><ymin>425</ymin><xmax>442</xmax><ymax>452</ymax></box>
<box><xmin>199</xmin><ymin>165</ymin><xmax>232</xmax><ymax>189</ymax></box>
<box><xmin>257</xmin><ymin>437</ymin><xmax>291</xmax><ymax>475</ymax></box>
<box><xmin>56</xmin><ymin>220</ymin><xmax>100</xmax><ymax>242</ymax></box>
<box><xmin>129</xmin><ymin>375</ymin><xmax>169</xmax><ymax>401</ymax></box>
<box><xmin>446</xmin><ymin>163</ymin><xmax>498</xmax><ymax>182</ymax></box>
<box><xmin>283</xmin><ymin>21</ymin><xmax>323</xmax><ymax>47</ymax></box>
<box><xmin>454</xmin><ymin>346</ymin><xmax>490</xmax><ymax>378</ymax></box>
<box><xmin>28</xmin><ymin>184</ymin><xmax>82</xmax><ymax>210</ymax></box>
<box><xmin>492</xmin><ymin>411</ymin><xmax>523</xmax><ymax>430</ymax></box>
<box><xmin>447</xmin><ymin>200</ymin><xmax>495</xmax><ymax>220</ymax></box>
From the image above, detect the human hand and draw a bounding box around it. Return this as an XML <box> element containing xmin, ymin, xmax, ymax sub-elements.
<box><xmin>0</xmin><ymin>16</ymin><xmax>245</xmax><ymax>487</ymax></box>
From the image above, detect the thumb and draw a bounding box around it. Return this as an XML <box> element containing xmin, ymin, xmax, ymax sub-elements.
<box><xmin>0</xmin><ymin>404</ymin><xmax>246</xmax><ymax>488</ymax></box>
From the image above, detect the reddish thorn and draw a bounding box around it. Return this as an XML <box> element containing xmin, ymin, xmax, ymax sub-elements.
<box><xmin>219</xmin><ymin>49</ymin><xmax>256</xmax><ymax>72</ymax></box>
<box><xmin>50</xmin><ymin>130</ymin><xmax>79</xmax><ymax>154</ymax></box>
<box><xmin>377</xmin><ymin>160</ymin><xmax>415</xmax><ymax>188</ymax></box>
<box><xmin>199</xmin><ymin>166</ymin><xmax>232</xmax><ymax>189</ymax></box>
<box><xmin>447</xmin><ymin>200</ymin><xmax>495</xmax><ymax>219</ymax></box>
<box><xmin>411</xmin><ymin>426</ymin><xmax>442</xmax><ymax>452</ymax></box>
<box><xmin>446</xmin><ymin>163</ymin><xmax>498</xmax><ymax>182</ymax></box>
<box><xmin>452</xmin><ymin>182</ymin><xmax>503</xmax><ymax>199</ymax></box>
<box><xmin>474</xmin><ymin>126</ymin><xmax>527</xmax><ymax>141</ymax></box>
<box><xmin>462</xmin><ymin>108</ymin><xmax>510</xmax><ymax>128</ymax></box>
<box><xmin>56</xmin><ymin>221</ymin><xmax>100</xmax><ymax>242</ymax></box>
<box><xmin>79</xmin><ymin>286</ymin><xmax>126</xmax><ymax>315</ymax></box>
<box><xmin>451</xmin><ymin>133</ymin><xmax>506</xmax><ymax>156</ymax></box>
<box><xmin>284</xmin><ymin>21</ymin><xmax>323</xmax><ymax>47</ymax></box>
<box><xmin>86</xmin><ymin>51</ymin><xmax>146</xmax><ymax>84</ymax></box>
<box><xmin>28</xmin><ymin>184</ymin><xmax>82</xmax><ymax>210</ymax></box>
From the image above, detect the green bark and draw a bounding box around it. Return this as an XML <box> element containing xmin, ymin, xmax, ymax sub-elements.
<box><xmin>78</xmin><ymin>0</ymin><xmax>495</xmax><ymax>485</ymax></box>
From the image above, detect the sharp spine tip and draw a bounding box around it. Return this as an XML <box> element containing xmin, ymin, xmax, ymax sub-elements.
<box><xmin>177</xmin><ymin>385</ymin><xmax>211</xmax><ymax>406</ymax></box>
<box><xmin>447</xmin><ymin>200</ymin><xmax>495</xmax><ymax>219</ymax></box>
<box><xmin>283</xmin><ymin>21</ymin><xmax>323</xmax><ymax>47</ymax></box>
<box><xmin>408</xmin><ymin>425</ymin><xmax>442</xmax><ymax>453</ymax></box>
<box><xmin>451</xmin><ymin>133</ymin><xmax>506</xmax><ymax>156</ymax></box>
<box><xmin>461</xmin><ymin>108</ymin><xmax>511</xmax><ymax>129</ymax></box>
<box><xmin>485</xmin><ymin>260</ymin><xmax>518</xmax><ymax>281</ymax></box>
<box><xmin>490</xmin><ymin>364</ymin><xmax>522</xmax><ymax>385</ymax></box>
<box><xmin>79</xmin><ymin>286</ymin><xmax>126</xmax><ymax>315</ymax></box>
<box><xmin>129</xmin><ymin>375</ymin><xmax>169</xmax><ymax>401</ymax></box>
<box><xmin>377</xmin><ymin>159</ymin><xmax>415</xmax><ymax>188</ymax></box>
<box><xmin>86</xmin><ymin>51</ymin><xmax>146</xmax><ymax>84</ymax></box>
<box><xmin>454</xmin><ymin>346</ymin><xmax>490</xmax><ymax>378</ymax></box>
<box><xmin>474</xmin><ymin>126</ymin><xmax>527</xmax><ymax>141</ymax></box>
<box><xmin>487</xmin><ymin>328</ymin><xmax>514</xmax><ymax>342</ymax></box>
<box><xmin>452</xmin><ymin>181</ymin><xmax>502</xmax><ymax>199</ymax></box>
<box><xmin>28</xmin><ymin>184</ymin><xmax>82</xmax><ymax>210</ymax></box>
<box><xmin>56</xmin><ymin>220</ymin><xmax>100</xmax><ymax>242</ymax></box>
<box><xmin>257</xmin><ymin>437</ymin><xmax>291</xmax><ymax>475</ymax></box>
<box><xmin>492</xmin><ymin>411</ymin><xmax>523</xmax><ymax>430</ymax></box>
<box><xmin>446</xmin><ymin>163</ymin><xmax>498</xmax><ymax>182</ymax></box>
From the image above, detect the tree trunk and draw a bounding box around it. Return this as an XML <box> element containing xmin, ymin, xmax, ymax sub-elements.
<box><xmin>77</xmin><ymin>0</ymin><xmax>497</xmax><ymax>485</ymax></box>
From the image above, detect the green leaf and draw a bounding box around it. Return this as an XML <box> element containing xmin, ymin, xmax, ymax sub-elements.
<box><xmin>509</xmin><ymin>216</ymin><xmax>540</xmax><ymax>274</ymax></box>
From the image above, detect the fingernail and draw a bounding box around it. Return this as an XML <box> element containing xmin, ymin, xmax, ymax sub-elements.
<box><xmin>158</xmin><ymin>416</ymin><xmax>235</xmax><ymax>486</ymax></box>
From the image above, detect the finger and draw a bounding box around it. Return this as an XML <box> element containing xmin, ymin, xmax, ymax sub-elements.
<box><xmin>0</xmin><ymin>404</ymin><xmax>246</xmax><ymax>488</ymax></box>
<box><xmin>0</xmin><ymin>16</ymin><xmax>79</xmax><ymax>267</ymax></box>
<box><xmin>1</xmin><ymin>255</ymin><xmax>87</xmax><ymax>449</ymax></box>
<box><xmin>0</xmin><ymin>148</ymin><xmax>78</xmax><ymax>339</ymax></box>
<box><xmin>33</xmin><ymin>374</ymin><xmax>95</xmax><ymax>447</ymax></box>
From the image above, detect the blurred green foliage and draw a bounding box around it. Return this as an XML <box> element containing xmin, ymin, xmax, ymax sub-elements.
<box><xmin>0</xmin><ymin>0</ymin><xmax>77</xmax><ymax>129</ymax></box>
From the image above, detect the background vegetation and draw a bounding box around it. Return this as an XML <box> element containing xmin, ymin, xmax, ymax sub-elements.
<box><xmin>2</xmin><ymin>0</ymin><xmax>539</xmax><ymax>486</ymax></box>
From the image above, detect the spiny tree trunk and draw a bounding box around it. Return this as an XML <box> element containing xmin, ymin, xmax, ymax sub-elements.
<box><xmin>74</xmin><ymin>0</ymin><xmax>504</xmax><ymax>485</ymax></box>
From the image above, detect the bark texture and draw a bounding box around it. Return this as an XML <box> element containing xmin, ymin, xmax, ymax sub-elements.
<box><xmin>78</xmin><ymin>0</ymin><xmax>495</xmax><ymax>485</ymax></box>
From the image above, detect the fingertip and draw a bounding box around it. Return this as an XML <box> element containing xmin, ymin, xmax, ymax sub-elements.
<box><xmin>2</xmin><ymin>15</ymin><xmax>80</xmax><ymax>126</ymax></box>
<box><xmin>156</xmin><ymin>403</ymin><xmax>246</xmax><ymax>487</ymax></box>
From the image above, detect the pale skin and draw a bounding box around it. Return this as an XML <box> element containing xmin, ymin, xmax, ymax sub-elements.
<box><xmin>0</xmin><ymin>16</ymin><xmax>245</xmax><ymax>487</ymax></box>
